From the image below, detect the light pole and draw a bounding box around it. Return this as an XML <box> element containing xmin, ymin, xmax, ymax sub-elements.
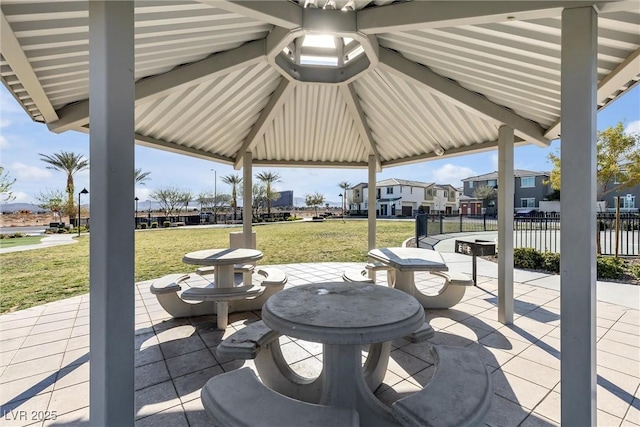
<box><xmin>78</xmin><ymin>188</ymin><xmax>88</xmax><ymax>237</ymax></box>
<box><xmin>134</xmin><ymin>197</ymin><xmax>139</xmax><ymax>227</ymax></box>
<box><xmin>339</xmin><ymin>193</ymin><xmax>345</xmax><ymax>222</ymax></box>
<box><xmin>210</xmin><ymin>168</ymin><xmax>217</xmax><ymax>223</ymax></box>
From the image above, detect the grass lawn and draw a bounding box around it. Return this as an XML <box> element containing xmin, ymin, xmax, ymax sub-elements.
<box><xmin>0</xmin><ymin>236</ymin><xmax>45</xmax><ymax>249</ymax></box>
<box><xmin>0</xmin><ymin>220</ymin><xmax>414</xmax><ymax>313</ymax></box>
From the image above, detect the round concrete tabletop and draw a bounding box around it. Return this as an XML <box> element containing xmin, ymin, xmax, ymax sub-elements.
<box><xmin>182</xmin><ymin>248</ymin><xmax>263</xmax><ymax>266</ymax></box>
<box><xmin>262</xmin><ymin>282</ymin><xmax>425</xmax><ymax>345</ymax></box>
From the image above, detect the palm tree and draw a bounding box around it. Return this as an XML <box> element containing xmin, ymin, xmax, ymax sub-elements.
<box><xmin>221</xmin><ymin>174</ymin><xmax>242</xmax><ymax>220</ymax></box>
<box><xmin>39</xmin><ymin>151</ymin><xmax>89</xmax><ymax>220</ymax></box>
<box><xmin>338</xmin><ymin>181</ymin><xmax>351</xmax><ymax>217</ymax></box>
<box><xmin>255</xmin><ymin>171</ymin><xmax>281</xmax><ymax>216</ymax></box>
<box><xmin>135</xmin><ymin>169</ymin><xmax>151</xmax><ymax>185</ymax></box>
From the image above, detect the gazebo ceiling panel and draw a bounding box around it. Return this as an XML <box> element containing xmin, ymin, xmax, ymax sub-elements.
<box><xmin>1</xmin><ymin>1</ymin><xmax>639</xmax><ymax>168</ymax></box>
<box><xmin>136</xmin><ymin>61</ymin><xmax>281</xmax><ymax>160</ymax></box>
<box><xmin>2</xmin><ymin>0</ymin><xmax>272</xmax><ymax>113</ymax></box>
<box><xmin>253</xmin><ymin>84</ymin><xmax>369</xmax><ymax>165</ymax></box>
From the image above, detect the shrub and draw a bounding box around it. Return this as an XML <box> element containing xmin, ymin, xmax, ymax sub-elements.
<box><xmin>163</xmin><ymin>221</ymin><xmax>171</xmax><ymax>228</ymax></box>
<box><xmin>513</xmin><ymin>247</ymin><xmax>543</xmax><ymax>270</ymax></box>
<box><xmin>0</xmin><ymin>234</ymin><xmax>6</xmax><ymax>239</ymax></box>
<box><xmin>629</xmin><ymin>263</ymin><xmax>640</xmax><ymax>280</ymax></box>
<box><xmin>596</xmin><ymin>256</ymin><xmax>626</xmax><ymax>280</ymax></box>
<box><xmin>541</xmin><ymin>252</ymin><xmax>560</xmax><ymax>273</ymax></box>
<box><xmin>151</xmin><ymin>222</ymin><xmax>158</xmax><ymax>229</ymax></box>
<box><xmin>140</xmin><ymin>223</ymin><xmax>148</xmax><ymax>229</ymax></box>
<box><xmin>57</xmin><ymin>228</ymin><xmax>68</xmax><ymax>234</ymax></box>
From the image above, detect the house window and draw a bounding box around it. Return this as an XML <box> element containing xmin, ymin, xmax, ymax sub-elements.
<box><xmin>386</xmin><ymin>187</ymin><xmax>393</xmax><ymax>194</ymax></box>
<box><xmin>521</xmin><ymin>198</ymin><xmax>535</xmax><ymax>208</ymax></box>
<box><xmin>521</xmin><ymin>176</ymin><xmax>535</xmax><ymax>188</ymax></box>
<box><xmin>427</xmin><ymin>189</ymin><xmax>432</xmax><ymax>196</ymax></box>
<box><xmin>487</xmin><ymin>179</ymin><xmax>497</xmax><ymax>187</ymax></box>
<box><xmin>443</xmin><ymin>190</ymin><xmax>448</xmax><ymax>197</ymax></box>
<box><xmin>355</xmin><ymin>190</ymin><xmax>360</xmax><ymax>198</ymax></box>
<box><xmin>468</xmin><ymin>181</ymin><xmax>474</xmax><ymax>189</ymax></box>
<box><xmin>622</xmin><ymin>195</ymin><xmax>635</xmax><ymax>209</ymax></box>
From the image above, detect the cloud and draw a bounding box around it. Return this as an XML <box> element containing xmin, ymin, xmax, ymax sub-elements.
<box><xmin>624</xmin><ymin>120</ymin><xmax>640</xmax><ymax>135</ymax></box>
<box><xmin>0</xmin><ymin>135</ymin><xmax>8</xmax><ymax>149</ymax></box>
<box><xmin>428</xmin><ymin>164</ymin><xmax>476</xmax><ymax>187</ymax></box>
<box><xmin>0</xmin><ymin>118</ymin><xmax>10</xmax><ymax>129</ymax></box>
<box><xmin>490</xmin><ymin>154</ymin><xmax>499</xmax><ymax>171</ymax></box>
<box><xmin>9</xmin><ymin>162</ymin><xmax>52</xmax><ymax>180</ymax></box>
<box><xmin>135</xmin><ymin>187</ymin><xmax>152</xmax><ymax>202</ymax></box>
<box><xmin>8</xmin><ymin>191</ymin><xmax>32</xmax><ymax>203</ymax></box>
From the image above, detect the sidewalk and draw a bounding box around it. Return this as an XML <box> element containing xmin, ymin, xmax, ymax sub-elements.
<box><xmin>0</xmin><ymin>234</ymin><xmax>78</xmax><ymax>254</ymax></box>
<box><xmin>425</xmin><ymin>232</ymin><xmax>640</xmax><ymax>310</ymax></box>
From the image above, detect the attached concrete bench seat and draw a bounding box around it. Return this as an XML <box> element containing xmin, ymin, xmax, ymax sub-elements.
<box><xmin>392</xmin><ymin>345</ymin><xmax>493</xmax><ymax>427</ymax></box>
<box><xmin>201</xmin><ymin>368</ymin><xmax>359</xmax><ymax>427</ymax></box>
<box><xmin>181</xmin><ymin>285</ymin><xmax>264</xmax><ymax>302</ymax></box>
<box><xmin>217</xmin><ymin>319</ymin><xmax>434</xmax><ymax>403</ymax></box>
<box><xmin>195</xmin><ymin>264</ymin><xmax>254</xmax><ymax>276</ymax></box>
<box><xmin>148</xmin><ymin>267</ymin><xmax>288</xmax><ymax>319</ymax></box>
<box><xmin>342</xmin><ymin>262</ymin><xmax>393</xmax><ymax>284</ymax></box>
<box><xmin>413</xmin><ymin>270</ymin><xmax>474</xmax><ymax>309</ymax></box>
<box><xmin>256</xmin><ymin>267</ymin><xmax>288</xmax><ymax>287</ymax></box>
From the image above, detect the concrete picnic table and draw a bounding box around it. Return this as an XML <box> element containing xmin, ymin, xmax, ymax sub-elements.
<box><xmin>262</xmin><ymin>282</ymin><xmax>425</xmax><ymax>427</ymax></box>
<box><xmin>183</xmin><ymin>247</ymin><xmax>263</xmax><ymax>328</ymax></box>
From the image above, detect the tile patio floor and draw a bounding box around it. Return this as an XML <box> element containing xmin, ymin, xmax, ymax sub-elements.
<box><xmin>0</xmin><ymin>261</ymin><xmax>638</xmax><ymax>426</ymax></box>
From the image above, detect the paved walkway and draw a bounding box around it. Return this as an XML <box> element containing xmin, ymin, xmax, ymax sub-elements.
<box><xmin>0</xmin><ymin>234</ymin><xmax>78</xmax><ymax>254</ymax></box>
<box><xmin>422</xmin><ymin>232</ymin><xmax>640</xmax><ymax>311</ymax></box>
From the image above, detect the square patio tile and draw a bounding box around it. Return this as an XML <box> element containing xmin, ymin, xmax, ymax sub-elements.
<box><xmin>134</xmin><ymin>381</ymin><xmax>181</xmax><ymax>420</ymax></box>
<box><xmin>483</xmin><ymin>393</ymin><xmax>531</xmax><ymax>427</ymax></box>
<box><xmin>47</xmin><ymin>381</ymin><xmax>89</xmax><ymax>417</ymax></box>
<box><xmin>501</xmin><ymin>357</ymin><xmax>559</xmax><ymax>390</ymax></box>
<box><xmin>492</xmin><ymin>371</ymin><xmax>551</xmax><ymax>410</ymax></box>
<box><xmin>165</xmin><ymin>349</ymin><xmax>218</xmax><ymax>379</ymax></box>
<box><xmin>0</xmin><ymin>392</ymin><xmax>52</xmax><ymax>427</ymax></box>
<box><xmin>0</xmin><ymin>354</ymin><xmax>64</xmax><ymax>384</ymax></box>
<box><xmin>182</xmin><ymin>398</ymin><xmax>211</xmax><ymax>427</ymax></box>
<box><xmin>135</xmin><ymin>360</ymin><xmax>170</xmax><ymax>391</ymax></box>
<box><xmin>172</xmin><ymin>365</ymin><xmax>224</xmax><ymax>404</ymax></box>
<box><xmin>0</xmin><ymin>370</ymin><xmax>57</xmax><ymax>405</ymax></box>
<box><xmin>135</xmin><ymin>405</ymin><xmax>189</xmax><ymax>427</ymax></box>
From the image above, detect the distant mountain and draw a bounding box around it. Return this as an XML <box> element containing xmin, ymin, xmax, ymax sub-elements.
<box><xmin>0</xmin><ymin>203</ymin><xmax>46</xmax><ymax>213</ymax></box>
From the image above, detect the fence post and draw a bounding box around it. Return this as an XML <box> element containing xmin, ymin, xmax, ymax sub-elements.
<box><xmin>439</xmin><ymin>214</ymin><xmax>443</xmax><ymax>234</ymax></box>
<box><xmin>483</xmin><ymin>214</ymin><xmax>487</xmax><ymax>231</ymax></box>
<box><xmin>459</xmin><ymin>214</ymin><xmax>463</xmax><ymax>232</ymax></box>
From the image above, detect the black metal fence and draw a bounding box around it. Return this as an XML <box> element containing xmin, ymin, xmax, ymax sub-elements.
<box><xmin>416</xmin><ymin>212</ymin><xmax>639</xmax><ymax>256</ymax></box>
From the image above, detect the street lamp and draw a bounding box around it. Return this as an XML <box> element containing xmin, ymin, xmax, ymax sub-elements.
<box><xmin>134</xmin><ymin>197</ymin><xmax>139</xmax><ymax>227</ymax></box>
<box><xmin>78</xmin><ymin>188</ymin><xmax>88</xmax><ymax>237</ymax></box>
<box><xmin>210</xmin><ymin>168</ymin><xmax>217</xmax><ymax>223</ymax></box>
<box><xmin>339</xmin><ymin>193</ymin><xmax>344</xmax><ymax>222</ymax></box>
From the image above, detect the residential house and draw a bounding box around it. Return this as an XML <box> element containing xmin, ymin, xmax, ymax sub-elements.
<box><xmin>461</xmin><ymin>170</ymin><xmax>551</xmax><ymax>214</ymax></box>
<box><xmin>347</xmin><ymin>179</ymin><xmax>460</xmax><ymax>217</ymax></box>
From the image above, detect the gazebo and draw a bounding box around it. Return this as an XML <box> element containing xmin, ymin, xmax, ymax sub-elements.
<box><xmin>1</xmin><ymin>1</ymin><xmax>638</xmax><ymax>425</ymax></box>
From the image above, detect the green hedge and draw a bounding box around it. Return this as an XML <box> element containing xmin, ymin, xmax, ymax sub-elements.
<box><xmin>512</xmin><ymin>247</ymin><xmax>632</xmax><ymax>281</ymax></box>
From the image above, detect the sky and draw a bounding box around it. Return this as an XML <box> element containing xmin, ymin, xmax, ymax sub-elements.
<box><xmin>1</xmin><ymin>84</ymin><xmax>638</xmax><ymax>208</ymax></box>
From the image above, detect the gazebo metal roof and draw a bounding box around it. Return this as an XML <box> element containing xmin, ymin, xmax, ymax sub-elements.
<box><xmin>2</xmin><ymin>1</ymin><xmax>638</xmax><ymax>170</ymax></box>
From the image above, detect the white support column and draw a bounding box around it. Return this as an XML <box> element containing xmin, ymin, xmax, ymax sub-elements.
<box><xmin>367</xmin><ymin>155</ymin><xmax>377</xmax><ymax>250</ymax></box>
<box><xmin>561</xmin><ymin>6</ymin><xmax>598</xmax><ymax>426</ymax></box>
<box><xmin>243</xmin><ymin>151</ymin><xmax>254</xmax><ymax>248</ymax></box>
<box><xmin>88</xmin><ymin>2</ymin><xmax>134</xmax><ymax>426</ymax></box>
<box><xmin>497</xmin><ymin>126</ymin><xmax>514</xmax><ymax>324</ymax></box>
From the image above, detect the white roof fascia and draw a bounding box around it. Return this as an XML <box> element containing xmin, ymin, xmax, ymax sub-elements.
<box><xmin>48</xmin><ymin>39</ymin><xmax>267</xmax><ymax>133</ymax></box>
<box><xmin>357</xmin><ymin>1</ymin><xmax>601</xmax><ymax>34</ymax></box>
<box><xmin>545</xmin><ymin>47</ymin><xmax>640</xmax><ymax>139</ymax></box>
<box><xmin>0</xmin><ymin>11</ymin><xmax>58</xmax><ymax>122</ymax></box>
<box><xmin>378</xmin><ymin>47</ymin><xmax>551</xmax><ymax>148</ymax></box>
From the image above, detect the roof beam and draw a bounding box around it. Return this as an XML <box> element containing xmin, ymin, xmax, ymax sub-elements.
<box><xmin>340</xmin><ymin>84</ymin><xmax>381</xmax><ymax>170</ymax></box>
<box><xmin>545</xmin><ymin>47</ymin><xmax>640</xmax><ymax>139</ymax></box>
<box><xmin>378</xmin><ymin>47</ymin><xmax>550</xmax><ymax>147</ymax></box>
<box><xmin>596</xmin><ymin>1</ymin><xmax>640</xmax><ymax>13</ymax></box>
<box><xmin>382</xmin><ymin>136</ymin><xmax>526</xmax><ymax>167</ymax></box>
<box><xmin>48</xmin><ymin>40</ymin><xmax>266</xmax><ymax>133</ymax></box>
<box><xmin>0</xmin><ymin>11</ymin><xmax>58</xmax><ymax>122</ymax></box>
<box><xmin>201</xmin><ymin>0</ymin><xmax>302</xmax><ymax>30</ymax></box>
<box><xmin>74</xmin><ymin>126</ymin><xmax>236</xmax><ymax>164</ymax></box>
<box><xmin>358</xmin><ymin>1</ymin><xmax>602</xmax><ymax>34</ymax></box>
<box><xmin>234</xmin><ymin>78</ymin><xmax>295</xmax><ymax>169</ymax></box>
